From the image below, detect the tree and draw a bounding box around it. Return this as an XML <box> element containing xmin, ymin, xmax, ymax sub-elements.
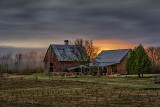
<box><xmin>0</xmin><ymin>52</ymin><xmax>12</xmax><ymax>73</ymax></box>
<box><xmin>126</xmin><ymin>44</ymin><xmax>152</xmax><ymax>78</ymax></box>
<box><xmin>84</xmin><ymin>40</ymin><xmax>100</xmax><ymax>62</ymax></box>
<box><xmin>146</xmin><ymin>46</ymin><xmax>160</xmax><ymax>73</ymax></box>
<box><xmin>126</xmin><ymin>50</ymin><xmax>135</xmax><ymax>74</ymax></box>
<box><xmin>74</xmin><ymin>38</ymin><xmax>89</xmax><ymax>66</ymax></box>
<box><xmin>74</xmin><ymin>38</ymin><xmax>100</xmax><ymax>62</ymax></box>
<box><xmin>15</xmin><ymin>53</ymin><xmax>23</xmax><ymax>73</ymax></box>
<box><xmin>134</xmin><ymin>44</ymin><xmax>152</xmax><ymax>77</ymax></box>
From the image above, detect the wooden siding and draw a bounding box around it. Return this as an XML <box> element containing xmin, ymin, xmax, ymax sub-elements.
<box><xmin>117</xmin><ymin>54</ymin><xmax>128</xmax><ymax>74</ymax></box>
<box><xmin>106</xmin><ymin>54</ymin><xmax>128</xmax><ymax>75</ymax></box>
<box><xmin>59</xmin><ymin>61</ymin><xmax>80</xmax><ymax>71</ymax></box>
<box><xmin>44</xmin><ymin>45</ymin><xmax>60</xmax><ymax>72</ymax></box>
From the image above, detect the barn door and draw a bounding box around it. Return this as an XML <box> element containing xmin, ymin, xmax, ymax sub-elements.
<box><xmin>50</xmin><ymin>63</ymin><xmax>53</xmax><ymax>72</ymax></box>
<box><xmin>53</xmin><ymin>62</ymin><xmax>56</xmax><ymax>72</ymax></box>
<box><xmin>49</xmin><ymin>62</ymin><xmax>56</xmax><ymax>72</ymax></box>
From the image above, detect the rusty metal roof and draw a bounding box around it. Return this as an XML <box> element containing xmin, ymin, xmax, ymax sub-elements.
<box><xmin>50</xmin><ymin>44</ymin><xmax>89</xmax><ymax>61</ymax></box>
<box><xmin>94</xmin><ymin>49</ymin><xmax>130</xmax><ymax>67</ymax></box>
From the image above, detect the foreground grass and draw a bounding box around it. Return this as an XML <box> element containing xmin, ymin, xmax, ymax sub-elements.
<box><xmin>0</xmin><ymin>73</ymin><xmax>160</xmax><ymax>107</ymax></box>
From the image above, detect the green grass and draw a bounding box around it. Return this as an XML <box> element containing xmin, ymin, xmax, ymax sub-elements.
<box><xmin>24</xmin><ymin>73</ymin><xmax>51</xmax><ymax>79</ymax></box>
<box><xmin>2</xmin><ymin>73</ymin><xmax>159</xmax><ymax>90</ymax></box>
<box><xmin>22</xmin><ymin>73</ymin><xmax>160</xmax><ymax>90</ymax></box>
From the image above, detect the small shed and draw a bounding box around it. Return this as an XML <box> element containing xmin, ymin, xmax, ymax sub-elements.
<box><xmin>93</xmin><ymin>49</ymin><xmax>130</xmax><ymax>75</ymax></box>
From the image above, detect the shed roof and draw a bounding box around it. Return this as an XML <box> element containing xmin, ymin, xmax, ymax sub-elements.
<box><xmin>50</xmin><ymin>44</ymin><xmax>89</xmax><ymax>61</ymax></box>
<box><xmin>67</xmin><ymin>65</ymin><xmax>89</xmax><ymax>70</ymax></box>
<box><xmin>94</xmin><ymin>49</ymin><xmax>130</xmax><ymax>67</ymax></box>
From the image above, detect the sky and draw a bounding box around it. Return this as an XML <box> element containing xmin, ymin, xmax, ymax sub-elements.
<box><xmin>0</xmin><ymin>0</ymin><xmax>160</xmax><ymax>50</ymax></box>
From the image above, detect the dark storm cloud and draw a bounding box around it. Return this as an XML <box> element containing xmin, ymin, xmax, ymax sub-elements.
<box><xmin>0</xmin><ymin>0</ymin><xmax>160</xmax><ymax>45</ymax></box>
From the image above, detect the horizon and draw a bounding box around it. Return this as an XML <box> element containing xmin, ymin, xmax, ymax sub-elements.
<box><xmin>0</xmin><ymin>39</ymin><xmax>156</xmax><ymax>50</ymax></box>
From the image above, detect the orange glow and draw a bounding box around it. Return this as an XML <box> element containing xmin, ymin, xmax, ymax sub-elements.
<box><xmin>0</xmin><ymin>39</ymin><xmax>136</xmax><ymax>50</ymax></box>
<box><xmin>94</xmin><ymin>39</ymin><xmax>136</xmax><ymax>51</ymax></box>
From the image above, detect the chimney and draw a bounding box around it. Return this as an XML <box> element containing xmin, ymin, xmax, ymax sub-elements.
<box><xmin>64</xmin><ymin>40</ymin><xmax>69</xmax><ymax>45</ymax></box>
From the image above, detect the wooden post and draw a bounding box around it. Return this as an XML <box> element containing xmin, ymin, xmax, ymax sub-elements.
<box><xmin>98</xmin><ymin>67</ymin><xmax>99</xmax><ymax>75</ymax></box>
<box><xmin>81</xmin><ymin>66</ymin><xmax>82</xmax><ymax>75</ymax></box>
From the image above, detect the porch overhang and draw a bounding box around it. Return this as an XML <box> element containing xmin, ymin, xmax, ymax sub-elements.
<box><xmin>93</xmin><ymin>62</ymin><xmax>119</xmax><ymax>67</ymax></box>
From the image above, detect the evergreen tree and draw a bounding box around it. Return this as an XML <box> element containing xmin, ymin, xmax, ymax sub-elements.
<box><xmin>126</xmin><ymin>50</ymin><xmax>135</xmax><ymax>74</ymax></box>
<box><xmin>126</xmin><ymin>44</ymin><xmax>152</xmax><ymax>77</ymax></box>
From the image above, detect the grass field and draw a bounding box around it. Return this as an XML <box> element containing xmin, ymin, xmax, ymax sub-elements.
<box><xmin>25</xmin><ymin>73</ymin><xmax>160</xmax><ymax>90</ymax></box>
<box><xmin>0</xmin><ymin>73</ymin><xmax>160</xmax><ymax>107</ymax></box>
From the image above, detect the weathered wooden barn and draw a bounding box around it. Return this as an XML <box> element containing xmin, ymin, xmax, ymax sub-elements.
<box><xmin>93</xmin><ymin>49</ymin><xmax>130</xmax><ymax>75</ymax></box>
<box><xmin>43</xmin><ymin>40</ymin><xmax>89</xmax><ymax>72</ymax></box>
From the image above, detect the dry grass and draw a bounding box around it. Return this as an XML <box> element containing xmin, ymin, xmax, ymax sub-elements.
<box><xmin>0</xmin><ymin>74</ymin><xmax>160</xmax><ymax>106</ymax></box>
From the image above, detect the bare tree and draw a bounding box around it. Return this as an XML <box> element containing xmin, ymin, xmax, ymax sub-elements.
<box><xmin>15</xmin><ymin>53</ymin><xmax>23</xmax><ymax>73</ymax></box>
<box><xmin>0</xmin><ymin>52</ymin><xmax>12</xmax><ymax>73</ymax></box>
<box><xmin>146</xmin><ymin>46</ymin><xmax>160</xmax><ymax>73</ymax></box>
<box><xmin>37</xmin><ymin>52</ymin><xmax>45</xmax><ymax>71</ymax></box>
<box><xmin>84</xmin><ymin>40</ymin><xmax>100</xmax><ymax>62</ymax></box>
<box><xmin>6</xmin><ymin>52</ymin><xmax>13</xmax><ymax>73</ymax></box>
<box><xmin>74</xmin><ymin>38</ymin><xmax>89</xmax><ymax>66</ymax></box>
<box><xmin>27</xmin><ymin>51</ymin><xmax>44</xmax><ymax>72</ymax></box>
<box><xmin>74</xmin><ymin>38</ymin><xmax>100</xmax><ymax>62</ymax></box>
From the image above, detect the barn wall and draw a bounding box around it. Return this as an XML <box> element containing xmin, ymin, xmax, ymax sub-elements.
<box><xmin>59</xmin><ymin>61</ymin><xmax>89</xmax><ymax>72</ymax></box>
<box><xmin>59</xmin><ymin>61</ymin><xmax>79</xmax><ymax>71</ymax></box>
<box><xmin>44</xmin><ymin>46</ymin><xmax>60</xmax><ymax>72</ymax></box>
<box><xmin>106</xmin><ymin>54</ymin><xmax>128</xmax><ymax>75</ymax></box>
<box><xmin>107</xmin><ymin>67</ymin><xmax>113</xmax><ymax>75</ymax></box>
<box><xmin>117</xmin><ymin>54</ymin><xmax>128</xmax><ymax>74</ymax></box>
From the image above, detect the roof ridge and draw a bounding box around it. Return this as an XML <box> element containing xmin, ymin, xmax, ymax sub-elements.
<box><xmin>50</xmin><ymin>44</ymin><xmax>75</xmax><ymax>46</ymax></box>
<box><xmin>101</xmin><ymin>49</ymin><xmax>130</xmax><ymax>52</ymax></box>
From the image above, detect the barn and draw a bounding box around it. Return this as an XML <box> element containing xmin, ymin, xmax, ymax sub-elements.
<box><xmin>43</xmin><ymin>40</ymin><xmax>89</xmax><ymax>72</ymax></box>
<box><xmin>93</xmin><ymin>49</ymin><xmax>130</xmax><ymax>75</ymax></box>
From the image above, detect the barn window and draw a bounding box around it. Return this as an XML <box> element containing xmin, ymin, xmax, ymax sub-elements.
<box><xmin>50</xmin><ymin>63</ymin><xmax>53</xmax><ymax>66</ymax></box>
<box><xmin>50</xmin><ymin>63</ymin><xmax>53</xmax><ymax>72</ymax></box>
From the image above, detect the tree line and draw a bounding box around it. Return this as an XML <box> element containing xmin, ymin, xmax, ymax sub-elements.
<box><xmin>0</xmin><ymin>51</ymin><xmax>45</xmax><ymax>74</ymax></box>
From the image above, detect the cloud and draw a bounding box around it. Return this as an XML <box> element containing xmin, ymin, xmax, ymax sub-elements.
<box><xmin>0</xmin><ymin>0</ymin><xmax>160</xmax><ymax>47</ymax></box>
